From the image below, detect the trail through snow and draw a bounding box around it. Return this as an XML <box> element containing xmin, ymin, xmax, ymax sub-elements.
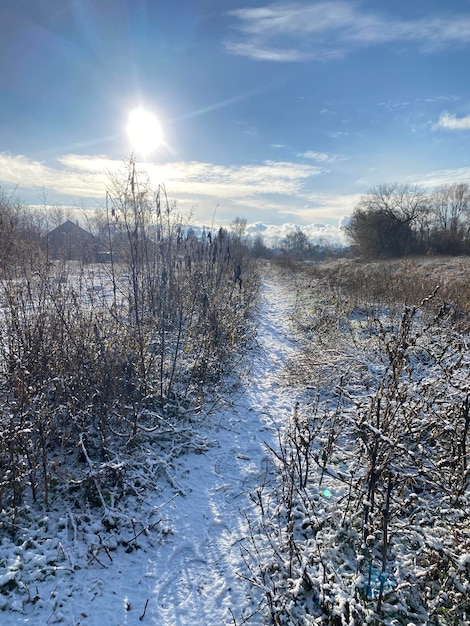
<box><xmin>2</xmin><ymin>269</ymin><xmax>299</xmax><ymax>626</ymax></box>
<box><xmin>143</xmin><ymin>271</ymin><xmax>298</xmax><ymax>626</ymax></box>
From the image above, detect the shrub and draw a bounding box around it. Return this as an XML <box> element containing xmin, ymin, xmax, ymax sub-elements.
<box><xmin>243</xmin><ymin>262</ymin><xmax>470</xmax><ymax>625</ymax></box>
<box><xmin>0</xmin><ymin>160</ymin><xmax>259</xmax><ymax>519</ymax></box>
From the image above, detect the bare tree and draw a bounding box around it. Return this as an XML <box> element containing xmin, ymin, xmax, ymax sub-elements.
<box><xmin>345</xmin><ymin>183</ymin><xmax>427</xmax><ymax>258</ymax></box>
<box><xmin>431</xmin><ymin>183</ymin><xmax>470</xmax><ymax>233</ymax></box>
<box><xmin>280</xmin><ymin>229</ymin><xmax>311</xmax><ymax>258</ymax></box>
<box><xmin>0</xmin><ymin>188</ymin><xmax>43</xmax><ymax>269</ymax></box>
<box><xmin>429</xmin><ymin>183</ymin><xmax>470</xmax><ymax>253</ymax></box>
<box><xmin>230</xmin><ymin>216</ymin><xmax>248</xmax><ymax>241</ymax></box>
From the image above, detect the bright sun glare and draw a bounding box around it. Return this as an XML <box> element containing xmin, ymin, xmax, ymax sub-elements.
<box><xmin>127</xmin><ymin>108</ymin><xmax>163</xmax><ymax>157</ymax></box>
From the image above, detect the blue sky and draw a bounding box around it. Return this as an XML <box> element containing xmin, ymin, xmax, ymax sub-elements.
<box><xmin>2</xmin><ymin>0</ymin><xmax>470</xmax><ymax>243</ymax></box>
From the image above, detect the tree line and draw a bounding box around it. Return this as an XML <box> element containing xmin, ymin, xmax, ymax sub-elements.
<box><xmin>345</xmin><ymin>181</ymin><xmax>470</xmax><ymax>258</ymax></box>
<box><xmin>5</xmin><ymin>178</ymin><xmax>470</xmax><ymax>269</ymax></box>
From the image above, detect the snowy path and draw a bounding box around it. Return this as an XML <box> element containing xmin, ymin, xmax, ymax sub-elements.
<box><xmin>143</xmin><ymin>270</ymin><xmax>298</xmax><ymax>625</ymax></box>
<box><xmin>2</xmin><ymin>269</ymin><xmax>299</xmax><ymax>626</ymax></box>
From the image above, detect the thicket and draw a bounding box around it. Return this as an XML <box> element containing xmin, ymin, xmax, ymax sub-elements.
<box><xmin>243</xmin><ymin>261</ymin><xmax>469</xmax><ymax>625</ymax></box>
<box><xmin>0</xmin><ymin>161</ymin><xmax>259</xmax><ymax>521</ymax></box>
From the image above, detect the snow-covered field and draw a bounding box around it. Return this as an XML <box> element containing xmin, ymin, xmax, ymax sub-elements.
<box><xmin>0</xmin><ymin>267</ymin><xmax>299</xmax><ymax>625</ymax></box>
<box><xmin>1</xmin><ymin>261</ymin><xmax>469</xmax><ymax>625</ymax></box>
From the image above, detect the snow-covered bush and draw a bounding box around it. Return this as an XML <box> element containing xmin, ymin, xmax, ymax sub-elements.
<box><xmin>0</xmin><ymin>160</ymin><xmax>259</xmax><ymax>522</ymax></box>
<box><xmin>244</xmin><ymin>262</ymin><xmax>469</xmax><ymax>625</ymax></box>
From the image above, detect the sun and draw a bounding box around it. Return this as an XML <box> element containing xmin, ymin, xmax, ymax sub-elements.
<box><xmin>126</xmin><ymin>108</ymin><xmax>163</xmax><ymax>157</ymax></box>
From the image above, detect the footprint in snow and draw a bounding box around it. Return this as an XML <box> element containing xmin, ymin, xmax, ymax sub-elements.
<box><xmin>157</xmin><ymin>544</ymin><xmax>225</xmax><ymax>611</ymax></box>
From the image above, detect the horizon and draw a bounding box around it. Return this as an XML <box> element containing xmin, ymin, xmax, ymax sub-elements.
<box><xmin>2</xmin><ymin>0</ymin><xmax>470</xmax><ymax>245</ymax></box>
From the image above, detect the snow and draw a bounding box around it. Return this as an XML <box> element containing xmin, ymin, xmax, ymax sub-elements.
<box><xmin>0</xmin><ymin>268</ymin><xmax>298</xmax><ymax>625</ymax></box>
<box><xmin>2</xmin><ymin>262</ymin><xmax>469</xmax><ymax>625</ymax></box>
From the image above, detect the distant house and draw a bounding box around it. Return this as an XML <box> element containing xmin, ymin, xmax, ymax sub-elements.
<box><xmin>47</xmin><ymin>221</ymin><xmax>99</xmax><ymax>262</ymax></box>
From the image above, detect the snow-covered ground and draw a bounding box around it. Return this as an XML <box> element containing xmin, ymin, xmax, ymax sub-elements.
<box><xmin>4</xmin><ymin>262</ymin><xmax>469</xmax><ymax>625</ymax></box>
<box><xmin>1</xmin><ymin>267</ymin><xmax>300</xmax><ymax>625</ymax></box>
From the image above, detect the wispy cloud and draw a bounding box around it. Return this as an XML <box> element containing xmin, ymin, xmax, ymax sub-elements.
<box><xmin>0</xmin><ymin>152</ymin><xmax>324</xmax><ymax>198</ymax></box>
<box><xmin>433</xmin><ymin>111</ymin><xmax>470</xmax><ymax>131</ymax></box>
<box><xmin>224</xmin><ymin>41</ymin><xmax>313</xmax><ymax>62</ymax></box>
<box><xmin>409</xmin><ymin>165</ymin><xmax>470</xmax><ymax>188</ymax></box>
<box><xmin>423</xmin><ymin>95</ymin><xmax>460</xmax><ymax>104</ymax></box>
<box><xmin>0</xmin><ymin>153</ymin><xmax>112</xmax><ymax>199</ymax></box>
<box><xmin>225</xmin><ymin>2</ymin><xmax>470</xmax><ymax>62</ymax></box>
<box><xmin>296</xmin><ymin>191</ymin><xmax>363</xmax><ymax>221</ymax></box>
<box><xmin>298</xmin><ymin>150</ymin><xmax>347</xmax><ymax>163</ymax></box>
<box><xmin>145</xmin><ymin>159</ymin><xmax>325</xmax><ymax>200</ymax></box>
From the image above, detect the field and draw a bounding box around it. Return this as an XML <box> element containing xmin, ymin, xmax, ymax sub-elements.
<box><xmin>0</xmin><ymin>256</ymin><xmax>469</xmax><ymax>625</ymax></box>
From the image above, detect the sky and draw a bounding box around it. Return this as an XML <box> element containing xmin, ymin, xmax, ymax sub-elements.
<box><xmin>2</xmin><ymin>0</ymin><xmax>470</xmax><ymax>244</ymax></box>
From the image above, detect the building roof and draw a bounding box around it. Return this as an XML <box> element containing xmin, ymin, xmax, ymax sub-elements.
<box><xmin>47</xmin><ymin>221</ymin><xmax>98</xmax><ymax>260</ymax></box>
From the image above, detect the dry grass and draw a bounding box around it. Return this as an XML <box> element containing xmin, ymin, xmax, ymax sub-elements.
<box><xmin>307</xmin><ymin>256</ymin><xmax>470</xmax><ymax>310</ymax></box>
<box><xmin>247</xmin><ymin>257</ymin><xmax>470</xmax><ymax>625</ymax></box>
<box><xmin>278</xmin><ymin>256</ymin><xmax>470</xmax><ymax>390</ymax></box>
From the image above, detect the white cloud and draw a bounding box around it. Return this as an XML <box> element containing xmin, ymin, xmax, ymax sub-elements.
<box><xmin>0</xmin><ymin>152</ymin><xmax>111</xmax><ymax>198</ymax></box>
<box><xmin>433</xmin><ymin>111</ymin><xmax>470</xmax><ymax>131</ymax></box>
<box><xmin>298</xmin><ymin>150</ymin><xmax>347</xmax><ymax>163</ymax></box>
<box><xmin>57</xmin><ymin>154</ymin><xmax>123</xmax><ymax>173</ymax></box>
<box><xmin>224</xmin><ymin>41</ymin><xmax>313</xmax><ymax>62</ymax></box>
<box><xmin>286</xmin><ymin>191</ymin><xmax>362</xmax><ymax>222</ymax></box>
<box><xmin>329</xmin><ymin>131</ymin><xmax>349</xmax><ymax>138</ymax></box>
<box><xmin>245</xmin><ymin>221</ymin><xmax>349</xmax><ymax>247</ymax></box>
<box><xmin>225</xmin><ymin>2</ymin><xmax>470</xmax><ymax>62</ymax></box>
<box><xmin>144</xmin><ymin>159</ymin><xmax>325</xmax><ymax>200</ymax></box>
<box><xmin>227</xmin><ymin>3</ymin><xmax>355</xmax><ymax>39</ymax></box>
<box><xmin>0</xmin><ymin>151</ymin><xmax>334</xmax><ymax>225</ymax></box>
<box><xmin>423</xmin><ymin>95</ymin><xmax>459</xmax><ymax>104</ymax></box>
<box><xmin>0</xmin><ymin>152</ymin><xmax>325</xmax><ymax>201</ymax></box>
<box><xmin>409</xmin><ymin>166</ymin><xmax>470</xmax><ymax>189</ymax></box>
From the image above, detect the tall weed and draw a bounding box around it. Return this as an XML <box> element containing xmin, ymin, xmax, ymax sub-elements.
<box><xmin>0</xmin><ymin>160</ymin><xmax>259</xmax><ymax>519</ymax></box>
<box><xmin>244</xmin><ymin>262</ymin><xmax>470</xmax><ymax>625</ymax></box>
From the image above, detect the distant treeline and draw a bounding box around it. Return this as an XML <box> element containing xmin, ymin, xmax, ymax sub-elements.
<box><xmin>345</xmin><ymin>182</ymin><xmax>470</xmax><ymax>258</ymax></box>
<box><xmin>4</xmin><ymin>179</ymin><xmax>470</xmax><ymax>267</ymax></box>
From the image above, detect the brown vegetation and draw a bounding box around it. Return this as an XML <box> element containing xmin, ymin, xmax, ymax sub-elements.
<box><xmin>245</xmin><ymin>258</ymin><xmax>470</xmax><ymax>625</ymax></box>
<box><xmin>0</xmin><ymin>162</ymin><xmax>259</xmax><ymax>519</ymax></box>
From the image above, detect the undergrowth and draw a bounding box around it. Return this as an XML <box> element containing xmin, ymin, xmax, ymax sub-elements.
<box><xmin>243</xmin><ymin>260</ymin><xmax>470</xmax><ymax>625</ymax></box>
<box><xmin>0</xmin><ymin>159</ymin><xmax>259</xmax><ymax>529</ymax></box>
